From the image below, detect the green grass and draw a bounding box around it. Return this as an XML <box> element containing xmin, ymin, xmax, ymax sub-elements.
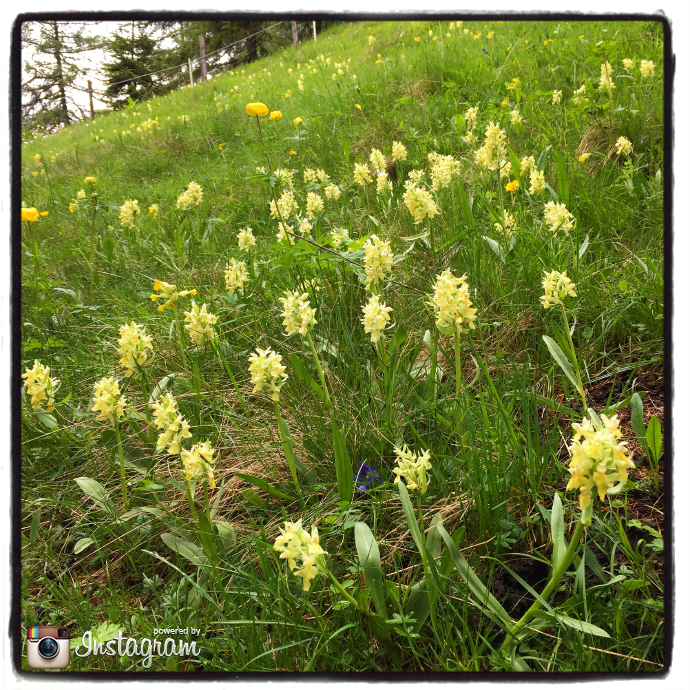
<box><xmin>20</xmin><ymin>18</ymin><xmax>665</xmax><ymax>672</ymax></box>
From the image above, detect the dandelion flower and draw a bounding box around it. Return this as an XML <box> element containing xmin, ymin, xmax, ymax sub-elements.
<box><xmin>22</xmin><ymin>360</ymin><xmax>59</xmax><ymax>412</ymax></box>
<box><xmin>505</xmin><ymin>179</ymin><xmax>519</xmax><ymax>192</ymax></box>
<box><xmin>184</xmin><ymin>301</ymin><xmax>217</xmax><ymax>346</ymax></box>
<box><xmin>615</xmin><ymin>136</ymin><xmax>633</xmax><ymax>156</ymax></box>
<box><xmin>543</xmin><ymin>201</ymin><xmax>575</xmax><ymax>234</ymax></box>
<box><xmin>237</xmin><ymin>227</ymin><xmax>256</xmax><ymax>251</ymax></box>
<box><xmin>248</xmin><ymin>347</ymin><xmax>287</xmax><ymax>401</ymax></box>
<box><xmin>225</xmin><ymin>258</ymin><xmax>249</xmax><ymax>294</ymax></box>
<box><xmin>361</xmin><ymin>294</ymin><xmax>393</xmax><ymax>344</ymax></box>
<box><xmin>117</xmin><ymin>322</ymin><xmax>153</xmax><ymax>377</ymax></box>
<box><xmin>430</xmin><ymin>269</ymin><xmax>477</xmax><ymax>333</ymax></box>
<box><xmin>92</xmin><ymin>377</ymin><xmax>127</xmax><ymax>425</ymax></box>
<box><xmin>152</xmin><ymin>393</ymin><xmax>192</xmax><ymax>454</ymax></box>
<box><xmin>279</xmin><ymin>291</ymin><xmax>317</xmax><ymax>336</ymax></box>
<box><xmin>392</xmin><ymin>445</ymin><xmax>432</xmax><ymax>494</ymax></box>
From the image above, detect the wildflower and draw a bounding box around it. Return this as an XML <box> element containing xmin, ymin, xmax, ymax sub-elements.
<box><xmin>237</xmin><ymin>227</ymin><xmax>256</xmax><ymax>251</ymax></box>
<box><xmin>543</xmin><ymin>201</ymin><xmax>575</xmax><ymax>234</ymax></box>
<box><xmin>487</xmin><ymin>30</ymin><xmax>494</xmax><ymax>39</ymax></box>
<box><xmin>407</xmin><ymin>169</ymin><xmax>425</xmax><ymax>184</ymax></box>
<box><xmin>76</xmin><ymin>189</ymin><xmax>87</xmax><ymax>201</ymax></box>
<box><xmin>430</xmin><ymin>269</ymin><xmax>477</xmax><ymax>333</ymax></box>
<box><xmin>290</xmin><ymin>150</ymin><xmax>297</xmax><ymax>155</ymax></box>
<box><xmin>269</xmin><ymin>190</ymin><xmax>298</xmax><ymax>220</ymax></box>
<box><xmin>361</xmin><ymin>294</ymin><xmax>393</xmax><ymax>344</ymax></box>
<box><xmin>462</xmin><ymin>130</ymin><xmax>477</xmax><ymax>145</ymax></box>
<box><xmin>150</xmin><ymin>280</ymin><xmax>197</xmax><ymax>311</ymax></box>
<box><xmin>403</xmin><ymin>183</ymin><xmax>440</xmax><ymax>224</ymax></box>
<box><xmin>184</xmin><ymin>301</ymin><xmax>217</xmax><ymax>346</ymax></box>
<box><xmin>273</xmin><ymin>520</ymin><xmax>327</xmax><ymax>591</ymax></box>
<box><xmin>92</xmin><ymin>377</ymin><xmax>127</xmax><ymax>425</ymax></box>
<box><xmin>623</xmin><ymin>58</ymin><xmax>634</xmax><ymax>70</ymax></box>
<box><xmin>324</xmin><ymin>183</ymin><xmax>342</xmax><ymax>201</ymax></box>
<box><xmin>428</xmin><ymin>152</ymin><xmax>461</xmax><ymax>191</ymax></box>
<box><xmin>640</xmin><ymin>60</ymin><xmax>655</xmax><ymax>78</ymax></box>
<box><xmin>540</xmin><ymin>270</ymin><xmax>577</xmax><ymax>309</ymax></box>
<box><xmin>414</xmin><ymin>36</ymin><xmax>420</xmax><ymax>42</ymax></box>
<box><xmin>256</xmin><ymin>166</ymin><xmax>267</xmax><ymax>175</ymax></box>
<box><xmin>520</xmin><ymin>156</ymin><xmax>536</xmax><ymax>176</ymax></box>
<box><xmin>40</xmin><ymin>211</ymin><xmax>48</xmax><ymax>217</ymax></box>
<box><xmin>293</xmin><ymin>117</ymin><xmax>303</xmax><ymax>126</ymax></box>
<box><xmin>354</xmin><ymin>162</ymin><xmax>373</xmax><ymax>186</ymax></box>
<box><xmin>552</xmin><ymin>90</ymin><xmax>562</xmax><ymax>105</ymax></box>
<box><xmin>33</xmin><ymin>153</ymin><xmax>41</xmax><ymax>164</ymax></box>
<box><xmin>369</xmin><ymin>35</ymin><xmax>375</xmax><ymax>46</ymax></box>
<box><xmin>22</xmin><ymin>360</ymin><xmax>59</xmax><ymax>412</ymax></box>
<box><xmin>376</xmin><ymin>171</ymin><xmax>393</xmax><ymax>194</ymax></box>
<box><xmin>299</xmin><ymin>218</ymin><xmax>313</xmax><ymax>236</ymax></box>
<box><xmin>273</xmin><ymin>168</ymin><xmax>294</xmax><ymax>188</ymax></box>
<box><xmin>330</xmin><ymin>227</ymin><xmax>349</xmax><ymax>247</ymax></box>
<box><xmin>181</xmin><ymin>441</ymin><xmax>217</xmax><ymax>489</ymax></box>
<box><xmin>353</xmin><ymin>462</ymin><xmax>384</xmax><ymax>492</ymax></box>
<box><xmin>510</xmin><ymin>109</ymin><xmax>522</xmax><ymax>125</ymax></box>
<box><xmin>474</xmin><ymin>121</ymin><xmax>508</xmax><ymax>172</ymax></box>
<box><xmin>306</xmin><ymin>192</ymin><xmax>324</xmax><ymax>219</ymax></box>
<box><xmin>363</xmin><ymin>235</ymin><xmax>394</xmax><ymax>291</ymax></box>
<box><xmin>21</xmin><ymin>208</ymin><xmax>39</xmax><ymax>222</ymax></box>
<box><xmin>369</xmin><ymin>148</ymin><xmax>387</xmax><ymax>173</ymax></box>
<box><xmin>297</xmin><ymin>79</ymin><xmax>304</xmax><ymax>91</ymax></box>
<box><xmin>148</xmin><ymin>204</ymin><xmax>159</xmax><ymax>217</ymax></box>
<box><xmin>391</xmin><ymin>140</ymin><xmax>408</xmax><ymax>161</ymax></box>
<box><xmin>84</xmin><ymin>176</ymin><xmax>96</xmax><ymax>185</ymax></box>
<box><xmin>246</xmin><ymin>102</ymin><xmax>269</xmax><ymax>116</ymax></box>
<box><xmin>599</xmin><ymin>61</ymin><xmax>615</xmax><ymax>92</ymax></box>
<box><xmin>566</xmin><ymin>412</ymin><xmax>635</xmax><ymax>524</ymax></box>
<box><xmin>279</xmin><ymin>291</ymin><xmax>317</xmax><ymax>337</ymax></box>
<box><xmin>578</xmin><ymin>153</ymin><xmax>592</xmax><ymax>163</ymax></box>
<box><xmin>117</xmin><ymin>322</ymin><xmax>153</xmax><ymax>377</ymax></box>
<box><xmin>176</xmin><ymin>182</ymin><xmax>203</xmax><ymax>211</ymax></box>
<box><xmin>152</xmin><ymin>393</ymin><xmax>192</xmax><ymax>454</ymax></box>
<box><xmin>276</xmin><ymin>222</ymin><xmax>295</xmax><ymax>245</ymax></box>
<box><xmin>119</xmin><ymin>199</ymin><xmax>140</xmax><ymax>228</ymax></box>
<box><xmin>505</xmin><ymin>179</ymin><xmax>519</xmax><ymax>192</ymax></box>
<box><xmin>507</xmin><ymin>77</ymin><xmax>520</xmax><ymax>90</ymax></box>
<box><xmin>303</xmin><ymin>168</ymin><xmax>319</xmax><ymax>184</ymax></box>
<box><xmin>392</xmin><ymin>445</ymin><xmax>432</xmax><ymax>494</ymax></box>
<box><xmin>615</xmin><ymin>136</ymin><xmax>633</xmax><ymax>156</ymax></box>
<box><xmin>495</xmin><ymin>209</ymin><xmax>517</xmax><ymax>236</ymax></box>
<box><xmin>354</xmin><ymin>103</ymin><xmax>361</xmax><ymax>111</ymax></box>
<box><xmin>224</xmin><ymin>258</ymin><xmax>249</xmax><ymax>294</ymax></box>
<box><xmin>501</xmin><ymin>96</ymin><xmax>509</xmax><ymax>107</ymax></box>
<box><xmin>270</xmin><ymin>110</ymin><xmax>283</xmax><ymax>120</ymax></box>
<box><xmin>529</xmin><ymin>169</ymin><xmax>546</xmax><ymax>195</ymax></box>
<box><xmin>248</xmin><ymin>347</ymin><xmax>287</xmax><ymax>401</ymax></box>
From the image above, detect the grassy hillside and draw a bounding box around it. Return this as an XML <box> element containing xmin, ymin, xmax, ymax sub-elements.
<box><xmin>20</xmin><ymin>18</ymin><xmax>665</xmax><ymax>673</ymax></box>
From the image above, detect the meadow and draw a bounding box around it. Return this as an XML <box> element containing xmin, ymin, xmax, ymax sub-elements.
<box><xmin>19</xmin><ymin>18</ymin><xmax>666</xmax><ymax>673</ymax></box>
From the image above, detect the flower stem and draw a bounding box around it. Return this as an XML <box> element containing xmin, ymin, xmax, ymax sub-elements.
<box><xmin>454</xmin><ymin>324</ymin><xmax>463</xmax><ymax>431</ymax></box>
<box><xmin>326</xmin><ymin>569</ymin><xmax>362</xmax><ymax>611</ymax></box>
<box><xmin>306</xmin><ymin>332</ymin><xmax>332</xmax><ymax>411</ymax></box>
<box><xmin>560</xmin><ymin>303</ymin><xmax>587</xmax><ymax>411</ymax></box>
<box><xmin>274</xmin><ymin>401</ymin><xmax>301</xmax><ymax>497</ymax></box>
<box><xmin>113</xmin><ymin>420</ymin><xmax>129</xmax><ymax>509</ymax></box>
<box><xmin>173</xmin><ymin>302</ymin><xmax>188</xmax><ymax>369</ymax></box>
<box><xmin>203</xmin><ymin>483</ymin><xmax>212</xmax><ymax>526</ymax></box>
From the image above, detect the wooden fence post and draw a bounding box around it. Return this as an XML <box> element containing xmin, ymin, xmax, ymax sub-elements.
<box><xmin>87</xmin><ymin>80</ymin><xmax>95</xmax><ymax>119</ymax></box>
<box><xmin>291</xmin><ymin>21</ymin><xmax>299</xmax><ymax>52</ymax></box>
<box><xmin>188</xmin><ymin>58</ymin><xmax>195</xmax><ymax>87</ymax></box>
<box><xmin>199</xmin><ymin>35</ymin><xmax>207</xmax><ymax>82</ymax></box>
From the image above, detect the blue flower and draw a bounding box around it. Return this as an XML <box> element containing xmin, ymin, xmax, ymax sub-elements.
<box><xmin>353</xmin><ymin>462</ymin><xmax>383</xmax><ymax>493</ymax></box>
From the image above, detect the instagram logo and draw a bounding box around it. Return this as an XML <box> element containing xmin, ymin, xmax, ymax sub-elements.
<box><xmin>26</xmin><ymin>626</ymin><xmax>71</xmax><ymax>669</ymax></box>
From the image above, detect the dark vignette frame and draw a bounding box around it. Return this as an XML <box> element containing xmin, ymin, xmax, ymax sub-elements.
<box><xmin>9</xmin><ymin>9</ymin><xmax>674</xmax><ymax>681</ymax></box>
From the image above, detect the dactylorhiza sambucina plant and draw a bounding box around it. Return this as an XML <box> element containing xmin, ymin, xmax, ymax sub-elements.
<box><xmin>176</xmin><ymin>181</ymin><xmax>203</xmax><ymax>210</ymax></box>
<box><xmin>543</xmin><ymin>201</ymin><xmax>575</xmax><ymax>235</ymax></box>
<box><xmin>237</xmin><ymin>226</ymin><xmax>256</xmax><ymax>252</ymax></box>
<box><xmin>117</xmin><ymin>322</ymin><xmax>153</xmax><ymax>378</ymax></box>
<box><xmin>362</xmin><ymin>235</ymin><xmax>394</xmax><ymax>294</ymax></box>
<box><xmin>430</xmin><ymin>270</ymin><xmax>477</xmax><ymax>426</ymax></box>
<box><xmin>224</xmin><ymin>258</ymin><xmax>249</xmax><ymax>296</ymax></box>
<box><xmin>273</xmin><ymin>520</ymin><xmax>329</xmax><ymax>591</ymax></box>
<box><xmin>361</xmin><ymin>294</ymin><xmax>394</xmax><ymax>414</ymax></box>
<box><xmin>22</xmin><ymin>359</ymin><xmax>59</xmax><ymax>413</ymax></box>
<box><xmin>181</xmin><ymin>440</ymin><xmax>217</xmax><ymax>524</ymax></box>
<box><xmin>150</xmin><ymin>279</ymin><xmax>197</xmax><ymax>366</ymax></box>
<box><xmin>402</xmin><ymin>181</ymin><xmax>440</xmax><ymax>257</ymax></box>
<box><xmin>92</xmin><ymin>376</ymin><xmax>130</xmax><ymax>508</ymax></box>
<box><xmin>183</xmin><ymin>301</ymin><xmax>218</xmax><ymax>347</ymax></box>
<box><xmin>539</xmin><ymin>270</ymin><xmax>587</xmax><ymax>411</ymax></box>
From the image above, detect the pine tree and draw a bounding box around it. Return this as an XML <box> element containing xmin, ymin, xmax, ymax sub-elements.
<box><xmin>21</xmin><ymin>21</ymin><xmax>101</xmax><ymax>132</ymax></box>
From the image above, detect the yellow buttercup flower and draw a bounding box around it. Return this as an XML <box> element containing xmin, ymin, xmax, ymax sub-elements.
<box><xmin>270</xmin><ymin>110</ymin><xmax>283</xmax><ymax>120</ymax></box>
<box><xmin>505</xmin><ymin>179</ymin><xmax>519</xmax><ymax>192</ymax></box>
<box><xmin>22</xmin><ymin>360</ymin><xmax>59</xmax><ymax>412</ymax></box>
<box><xmin>274</xmin><ymin>520</ymin><xmax>328</xmax><ymax>591</ymax></box>
<box><xmin>225</xmin><ymin>258</ymin><xmax>249</xmax><ymax>294</ymax></box>
<box><xmin>246</xmin><ymin>102</ymin><xmax>269</xmax><ymax>116</ymax></box>
<box><xmin>540</xmin><ymin>270</ymin><xmax>577</xmax><ymax>309</ymax></box>
<box><xmin>392</xmin><ymin>445</ymin><xmax>432</xmax><ymax>494</ymax></box>
<box><xmin>117</xmin><ymin>322</ymin><xmax>153</xmax><ymax>377</ymax></box>
<box><xmin>361</xmin><ymin>294</ymin><xmax>393</xmax><ymax>344</ymax></box>
<box><xmin>181</xmin><ymin>440</ymin><xmax>217</xmax><ymax>489</ymax></box>
<box><xmin>430</xmin><ymin>269</ymin><xmax>477</xmax><ymax>333</ymax></box>
<box><xmin>184</xmin><ymin>301</ymin><xmax>217</xmax><ymax>346</ymax></box>
<box><xmin>152</xmin><ymin>393</ymin><xmax>192</xmax><ymax>455</ymax></box>
<box><xmin>92</xmin><ymin>377</ymin><xmax>127</xmax><ymax>425</ymax></box>
<box><xmin>21</xmin><ymin>208</ymin><xmax>40</xmax><ymax>222</ymax></box>
<box><xmin>248</xmin><ymin>347</ymin><xmax>287</xmax><ymax>401</ymax></box>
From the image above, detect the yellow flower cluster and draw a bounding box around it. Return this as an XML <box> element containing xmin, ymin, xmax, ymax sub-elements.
<box><xmin>474</xmin><ymin>121</ymin><xmax>508</xmax><ymax>172</ymax></box>
<box><xmin>299</xmin><ymin>218</ymin><xmax>313</xmax><ymax>236</ymax></box>
<box><xmin>331</xmin><ymin>227</ymin><xmax>349</xmax><ymax>247</ymax></box>
<box><xmin>640</xmin><ymin>60</ymin><xmax>654</xmax><ymax>78</ymax></box>
<box><xmin>274</xmin><ymin>520</ymin><xmax>327</xmax><ymax>591</ymax></box>
<box><xmin>428</xmin><ymin>152</ymin><xmax>460</xmax><ymax>191</ymax></box>
<box><xmin>303</xmin><ymin>168</ymin><xmax>329</xmax><ymax>184</ymax></box>
<box><xmin>276</xmin><ymin>222</ymin><xmax>295</xmax><ymax>245</ymax></box>
<box><xmin>363</xmin><ymin>235</ymin><xmax>394</xmax><ymax>291</ymax></box>
<box><xmin>149</xmin><ymin>204</ymin><xmax>159</xmax><ymax>217</ymax></box>
<box><xmin>376</xmin><ymin>171</ymin><xmax>393</xmax><ymax>194</ymax></box>
<box><xmin>237</xmin><ymin>227</ymin><xmax>256</xmax><ymax>251</ymax></box>
<box><xmin>615</xmin><ymin>136</ymin><xmax>633</xmax><ymax>156</ymax></box>
<box><xmin>529</xmin><ymin>169</ymin><xmax>546</xmax><ymax>194</ymax></box>
<box><xmin>181</xmin><ymin>441</ymin><xmax>217</xmax><ymax>489</ymax></box>
<box><xmin>152</xmin><ymin>393</ymin><xmax>192</xmax><ymax>454</ymax></box>
<box><xmin>119</xmin><ymin>199</ymin><xmax>140</xmax><ymax>228</ymax></box>
<box><xmin>176</xmin><ymin>181</ymin><xmax>203</xmax><ymax>210</ymax></box>
<box><xmin>273</xmin><ymin>168</ymin><xmax>294</xmax><ymax>188</ymax></box>
<box><xmin>599</xmin><ymin>61</ymin><xmax>615</xmax><ymax>92</ymax></box>
<box><xmin>225</xmin><ymin>258</ymin><xmax>249</xmax><ymax>294</ymax></box>
<box><xmin>566</xmin><ymin>413</ymin><xmax>635</xmax><ymax>524</ymax></box>
<box><xmin>572</xmin><ymin>83</ymin><xmax>588</xmax><ymax>104</ymax></box>
<box><xmin>520</xmin><ymin>156</ymin><xmax>536</xmax><ymax>176</ymax></box>
<box><xmin>495</xmin><ymin>209</ymin><xmax>517</xmax><ymax>236</ymax></box>
<box><xmin>324</xmin><ymin>183</ymin><xmax>341</xmax><ymax>201</ymax></box>
<box><xmin>248</xmin><ymin>347</ymin><xmax>287</xmax><ymax>401</ymax></box>
<box><xmin>22</xmin><ymin>360</ymin><xmax>59</xmax><ymax>412</ymax></box>
<box><xmin>361</xmin><ymin>294</ymin><xmax>393</xmax><ymax>344</ymax></box>
<box><xmin>306</xmin><ymin>192</ymin><xmax>324</xmax><ymax>219</ymax></box>
<box><xmin>269</xmin><ymin>190</ymin><xmax>298</xmax><ymax>220</ymax></box>
<box><xmin>403</xmin><ymin>183</ymin><xmax>440</xmax><ymax>224</ymax></box>
<box><xmin>117</xmin><ymin>322</ymin><xmax>153</xmax><ymax>377</ymax></box>
<box><xmin>353</xmin><ymin>162</ymin><xmax>372</xmax><ymax>186</ymax></box>
<box><xmin>279</xmin><ymin>291</ymin><xmax>317</xmax><ymax>336</ymax></box>
<box><xmin>92</xmin><ymin>377</ymin><xmax>127</xmax><ymax>425</ymax></box>
<box><xmin>430</xmin><ymin>270</ymin><xmax>477</xmax><ymax>333</ymax></box>
<box><xmin>76</xmin><ymin>189</ymin><xmax>86</xmax><ymax>200</ymax></box>
<box><xmin>184</xmin><ymin>302</ymin><xmax>217</xmax><ymax>346</ymax></box>
<box><xmin>391</xmin><ymin>140</ymin><xmax>408</xmax><ymax>161</ymax></box>
<box><xmin>623</xmin><ymin>58</ymin><xmax>634</xmax><ymax>70</ymax></box>
<box><xmin>392</xmin><ymin>445</ymin><xmax>432</xmax><ymax>494</ymax></box>
<box><xmin>510</xmin><ymin>109</ymin><xmax>522</xmax><ymax>125</ymax></box>
<box><xmin>540</xmin><ymin>270</ymin><xmax>577</xmax><ymax>309</ymax></box>
<box><xmin>369</xmin><ymin>148</ymin><xmax>387</xmax><ymax>173</ymax></box>
<box><xmin>150</xmin><ymin>280</ymin><xmax>197</xmax><ymax>311</ymax></box>
<box><xmin>543</xmin><ymin>201</ymin><xmax>575</xmax><ymax>234</ymax></box>
<box><xmin>552</xmin><ymin>90</ymin><xmax>562</xmax><ymax>105</ymax></box>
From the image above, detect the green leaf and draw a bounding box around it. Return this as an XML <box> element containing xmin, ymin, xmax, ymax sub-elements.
<box><xmin>74</xmin><ymin>537</ymin><xmax>95</xmax><ymax>554</ymax></box>
<box><xmin>578</xmin><ymin>234</ymin><xmax>590</xmax><ymax>259</ymax></box>
<box><xmin>550</xmin><ymin>493</ymin><xmax>567</xmax><ymax>570</ymax></box>
<box><xmin>74</xmin><ymin>477</ymin><xmax>115</xmax><ymax>512</ymax></box>
<box><xmin>290</xmin><ymin>353</ymin><xmax>326</xmax><ymax>403</ymax></box>
<box><xmin>241</xmin><ymin>488</ymin><xmax>265</xmax><ymax>508</ymax></box>
<box><xmin>149</xmin><ymin>376</ymin><xmax>171</xmax><ymax>403</ymax></box>
<box><xmin>396</xmin><ymin>481</ymin><xmax>424</xmax><ymax>557</ymax></box>
<box><xmin>216</xmin><ymin>521</ymin><xmax>237</xmax><ymax>550</ymax></box>
<box><xmin>483</xmin><ymin>236</ymin><xmax>506</xmax><ymax>263</ymax></box>
<box><xmin>197</xmin><ymin>512</ymin><xmax>217</xmax><ymax>563</ymax></box>
<box><xmin>34</xmin><ymin>409</ymin><xmax>58</xmax><ymax>429</ymax></box>
<box><xmin>343</xmin><ymin>139</ymin><xmax>349</xmax><ymax>165</ymax></box>
<box><xmin>533</xmin><ymin>610</ymin><xmax>610</xmax><ymax>638</ymax></box>
<box><xmin>161</xmin><ymin>533</ymin><xmax>209</xmax><ymax>566</ymax></box>
<box><xmin>235</xmin><ymin>472</ymin><xmax>296</xmax><ymax>501</ymax></box>
<box><xmin>526</xmin><ymin>389</ymin><xmax>579</xmax><ymax>416</ymax></box>
<box><xmin>630</xmin><ymin>393</ymin><xmax>650</xmax><ymax>457</ymax></box>
<box><xmin>536</xmin><ymin>144</ymin><xmax>552</xmax><ymax>172</ymax></box>
<box><xmin>426</xmin><ymin>513</ymin><xmax>444</xmax><ymax>559</ymax></box>
<box><xmin>354</xmin><ymin>522</ymin><xmax>388</xmax><ymax>620</ymax></box>
<box><xmin>30</xmin><ymin>508</ymin><xmax>41</xmax><ymax>542</ymax></box>
<box><xmin>542</xmin><ymin>335</ymin><xmax>583</xmax><ymax>397</ymax></box>
<box><xmin>507</xmin><ymin>145</ymin><xmax>522</xmax><ymax>186</ymax></box>
<box><xmin>646</xmin><ymin>416</ymin><xmax>662</xmax><ymax>462</ymax></box>
<box><xmin>436</xmin><ymin>524</ymin><xmax>511</xmax><ymax>626</ymax></box>
<box><xmin>332</xmin><ymin>419</ymin><xmax>353</xmax><ymax>505</ymax></box>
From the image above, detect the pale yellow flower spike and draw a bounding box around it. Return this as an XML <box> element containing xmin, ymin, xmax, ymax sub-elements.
<box><xmin>273</xmin><ymin>520</ymin><xmax>328</xmax><ymax>591</ymax></box>
<box><xmin>22</xmin><ymin>360</ymin><xmax>59</xmax><ymax>412</ymax></box>
<box><xmin>540</xmin><ymin>270</ymin><xmax>577</xmax><ymax>309</ymax></box>
<box><xmin>117</xmin><ymin>322</ymin><xmax>153</xmax><ymax>377</ymax></box>
<box><xmin>430</xmin><ymin>269</ymin><xmax>477</xmax><ymax>333</ymax></box>
<box><xmin>392</xmin><ymin>445</ymin><xmax>432</xmax><ymax>494</ymax></box>
<box><xmin>92</xmin><ymin>377</ymin><xmax>128</xmax><ymax>425</ymax></box>
<box><xmin>361</xmin><ymin>294</ymin><xmax>393</xmax><ymax>344</ymax></box>
<box><xmin>152</xmin><ymin>393</ymin><xmax>192</xmax><ymax>455</ymax></box>
<box><xmin>184</xmin><ymin>301</ymin><xmax>218</xmax><ymax>346</ymax></box>
<box><xmin>248</xmin><ymin>347</ymin><xmax>288</xmax><ymax>401</ymax></box>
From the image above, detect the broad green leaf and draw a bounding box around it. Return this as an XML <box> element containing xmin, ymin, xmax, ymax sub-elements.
<box><xmin>436</xmin><ymin>524</ymin><xmax>511</xmax><ymax>626</ymax></box>
<box><xmin>536</xmin><ymin>144</ymin><xmax>552</xmax><ymax>171</ymax></box>
<box><xmin>34</xmin><ymin>409</ymin><xmax>58</xmax><ymax>429</ymax></box>
<box><xmin>542</xmin><ymin>335</ymin><xmax>583</xmax><ymax>397</ymax></box>
<box><xmin>197</xmin><ymin>512</ymin><xmax>217</xmax><ymax>563</ymax></box>
<box><xmin>630</xmin><ymin>393</ymin><xmax>645</xmax><ymax>439</ymax></box>
<box><xmin>332</xmin><ymin>419</ymin><xmax>353</xmax><ymax>505</ymax></box>
<box><xmin>241</xmin><ymin>488</ymin><xmax>265</xmax><ymax>508</ymax></box>
<box><xmin>405</xmin><ymin>579</ymin><xmax>431</xmax><ymax>634</ymax></box>
<box><xmin>120</xmin><ymin>506</ymin><xmax>164</xmax><ymax>521</ymax></box>
<box><xmin>426</xmin><ymin>513</ymin><xmax>444</xmax><ymax>559</ymax></box>
<box><xmin>74</xmin><ymin>537</ymin><xmax>95</xmax><ymax>554</ymax></box>
<box><xmin>646</xmin><ymin>416</ymin><xmax>662</xmax><ymax>462</ymax></box>
<box><xmin>550</xmin><ymin>492</ymin><xmax>567</xmax><ymax>570</ymax></box>
<box><xmin>290</xmin><ymin>353</ymin><xmax>326</xmax><ymax>403</ymax></box>
<box><xmin>354</xmin><ymin>522</ymin><xmax>387</xmax><ymax>619</ymax></box>
<box><xmin>74</xmin><ymin>477</ymin><xmax>115</xmax><ymax>512</ymax></box>
<box><xmin>216</xmin><ymin>522</ymin><xmax>237</xmax><ymax>550</ymax></box>
<box><xmin>149</xmin><ymin>375</ymin><xmax>171</xmax><ymax>403</ymax></box>
<box><xmin>483</xmin><ymin>236</ymin><xmax>506</xmax><ymax>263</ymax></box>
<box><xmin>578</xmin><ymin>234</ymin><xmax>590</xmax><ymax>259</ymax></box>
<box><xmin>30</xmin><ymin>509</ymin><xmax>41</xmax><ymax>542</ymax></box>
<box><xmin>583</xmin><ymin>545</ymin><xmax>606</xmax><ymax>583</ymax></box>
<box><xmin>161</xmin><ymin>533</ymin><xmax>209</xmax><ymax>566</ymax></box>
<box><xmin>235</xmin><ymin>473</ymin><xmax>296</xmax><ymax>501</ymax></box>
<box><xmin>507</xmin><ymin>145</ymin><xmax>522</xmax><ymax>186</ymax></box>
<box><xmin>533</xmin><ymin>610</ymin><xmax>610</xmax><ymax>638</ymax></box>
<box><xmin>526</xmin><ymin>390</ymin><xmax>579</xmax><ymax>417</ymax></box>
<box><xmin>397</xmin><ymin>481</ymin><xmax>424</xmax><ymax>557</ymax></box>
